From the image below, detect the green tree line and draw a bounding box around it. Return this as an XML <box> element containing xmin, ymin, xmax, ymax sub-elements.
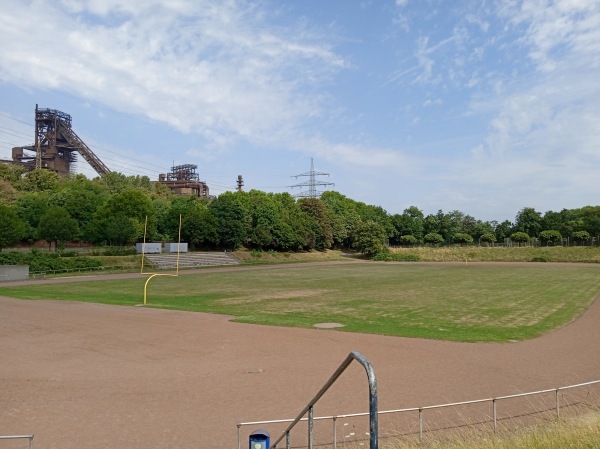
<box><xmin>1</xmin><ymin>164</ymin><xmax>600</xmax><ymax>253</ymax></box>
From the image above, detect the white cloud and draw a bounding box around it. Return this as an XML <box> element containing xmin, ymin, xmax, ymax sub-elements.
<box><xmin>0</xmin><ymin>0</ymin><xmax>346</xmax><ymax>152</ymax></box>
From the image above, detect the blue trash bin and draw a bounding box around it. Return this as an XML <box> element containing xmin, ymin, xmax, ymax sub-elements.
<box><xmin>249</xmin><ymin>429</ymin><xmax>270</xmax><ymax>449</ymax></box>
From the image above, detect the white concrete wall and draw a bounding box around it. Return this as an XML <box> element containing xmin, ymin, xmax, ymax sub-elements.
<box><xmin>0</xmin><ymin>265</ymin><xmax>29</xmax><ymax>282</ymax></box>
<box><xmin>136</xmin><ymin>243</ymin><xmax>162</xmax><ymax>254</ymax></box>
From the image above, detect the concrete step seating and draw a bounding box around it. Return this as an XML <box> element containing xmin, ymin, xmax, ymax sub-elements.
<box><xmin>144</xmin><ymin>252</ymin><xmax>239</xmax><ymax>270</ymax></box>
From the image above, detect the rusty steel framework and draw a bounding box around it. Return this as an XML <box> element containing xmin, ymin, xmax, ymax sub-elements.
<box><xmin>11</xmin><ymin>105</ymin><xmax>111</xmax><ymax>177</ymax></box>
<box><xmin>158</xmin><ymin>164</ymin><xmax>210</xmax><ymax>197</ymax></box>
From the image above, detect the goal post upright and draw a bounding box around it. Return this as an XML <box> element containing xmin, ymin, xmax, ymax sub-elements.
<box><xmin>141</xmin><ymin>214</ymin><xmax>182</xmax><ymax>305</ymax></box>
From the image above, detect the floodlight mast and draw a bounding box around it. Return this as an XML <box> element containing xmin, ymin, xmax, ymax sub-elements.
<box><xmin>290</xmin><ymin>158</ymin><xmax>334</xmax><ymax>198</ymax></box>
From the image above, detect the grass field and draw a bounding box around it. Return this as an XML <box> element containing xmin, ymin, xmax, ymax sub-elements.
<box><xmin>2</xmin><ymin>263</ymin><xmax>600</xmax><ymax>342</ymax></box>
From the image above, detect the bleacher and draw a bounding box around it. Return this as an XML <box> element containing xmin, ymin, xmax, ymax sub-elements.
<box><xmin>143</xmin><ymin>252</ymin><xmax>239</xmax><ymax>270</ymax></box>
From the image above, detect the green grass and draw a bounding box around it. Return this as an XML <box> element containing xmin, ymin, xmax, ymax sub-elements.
<box><xmin>2</xmin><ymin>263</ymin><xmax>600</xmax><ymax>342</ymax></box>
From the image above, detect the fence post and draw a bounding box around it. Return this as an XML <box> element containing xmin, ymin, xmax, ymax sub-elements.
<box><xmin>556</xmin><ymin>389</ymin><xmax>560</xmax><ymax>418</ymax></box>
<box><xmin>332</xmin><ymin>416</ymin><xmax>337</xmax><ymax>449</ymax></box>
<box><xmin>308</xmin><ymin>405</ymin><xmax>314</xmax><ymax>449</ymax></box>
<box><xmin>418</xmin><ymin>408</ymin><xmax>423</xmax><ymax>441</ymax></box>
<box><xmin>492</xmin><ymin>398</ymin><xmax>497</xmax><ymax>431</ymax></box>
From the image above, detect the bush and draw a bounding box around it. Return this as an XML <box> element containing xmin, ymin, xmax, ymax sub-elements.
<box><xmin>510</xmin><ymin>232</ymin><xmax>530</xmax><ymax>246</ymax></box>
<box><xmin>453</xmin><ymin>233</ymin><xmax>474</xmax><ymax>245</ymax></box>
<box><xmin>102</xmin><ymin>247</ymin><xmax>137</xmax><ymax>256</ymax></box>
<box><xmin>0</xmin><ymin>251</ymin><xmax>104</xmax><ymax>273</ymax></box>
<box><xmin>424</xmin><ymin>233</ymin><xmax>444</xmax><ymax>246</ymax></box>
<box><xmin>539</xmin><ymin>230</ymin><xmax>562</xmax><ymax>246</ymax></box>
<box><xmin>398</xmin><ymin>235</ymin><xmax>418</xmax><ymax>246</ymax></box>
<box><xmin>572</xmin><ymin>231</ymin><xmax>591</xmax><ymax>245</ymax></box>
<box><xmin>480</xmin><ymin>232</ymin><xmax>497</xmax><ymax>244</ymax></box>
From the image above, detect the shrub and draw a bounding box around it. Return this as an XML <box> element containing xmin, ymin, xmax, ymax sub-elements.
<box><xmin>102</xmin><ymin>247</ymin><xmax>137</xmax><ymax>256</ymax></box>
<box><xmin>510</xmin><ymin>232</ymin><xmax>530</xmax><ymax>246</ymax></box>
<box><xmin>539</xmin><ymin>230</ymin><xmax>562</xmax><ymax>246</ymax></box>
<box><xmin>398</xmin><ymin>235</ymin><xmax>418</xmax><ymax>246</ymax></box>
<box><xmin>423</xmin><ymin>233</ymin><xmax>444</xmax><ymax>246</ymax></box>
<box><xmin>480</xmin><ymin>232</ymin><xmax>497</xmax><ymax>244</ymax></box>
<box><xmin>572</xmin><ymin>231</ymin><xmax>591</xmax><ymax>245</ymax></box>
<box><xmin>453</xmin><ymin>233</ymin><xmax>474</xmax><ymax>245</ymax></box>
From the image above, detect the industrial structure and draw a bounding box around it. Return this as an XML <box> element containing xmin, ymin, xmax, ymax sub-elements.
<box><xmin>158</xmin><ymin>164</ymin><xmax>209</xmax><ymax>197</ymax></box>
<box><xmin>11</xmin><ymin>105</ymin><xmax>110</xmax><ymax>177</ymax></box>
<box><xmin>7</xmin><ymin>105</ymin><xmax>215</xmax><ymax>196</ymax></box>
<box><xmin>290</xmin><ymin>158</ymin><xmax>334</xmax><ymax>198</ymax></box>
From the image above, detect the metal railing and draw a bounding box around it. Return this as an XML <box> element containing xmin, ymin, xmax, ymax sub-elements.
<box><xmin>237</xmin><ymin>379</ymin><xmax>599</xmax><ymax>448</ymax></box>
<box><xmin>264</xmin><ymin>351</ymin><xmax>378</xmax><ymax>449</ymax></box>
<box><xmin>0</xmin><ymin>435</ymin><xmax>34</xmax><ymax>449</ymax></box>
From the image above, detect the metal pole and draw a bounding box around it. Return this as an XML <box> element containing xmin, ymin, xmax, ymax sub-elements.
<box><xmin>237</xmin><ymin>424</ymin><xmax>241</xmax><ymax>449</ymax></box>
<box><xmin>308</xmin><ymin>405</ymin><xmax>314</xmax><ymax>449</ymax></box>
<box><xmin>493</xmin><ymin>399</ymin><xmax>497</xmax><ymax>431</ymax></box>
<box><xmin>556</xmin><ymin>389</ymin><xmax>560</xmax><ymax>418</ymax></box>
<box><xmin>333</xmin><ymin>416</ymin><xmax>337</xmax><ymax>449</ymax></box>
<box><xmin>418</xmin><ymin>408</ymin><xmax>423</xmax><ymax>441</ymax></box>
<box><xmin>286</xmin><ymin>431</ymin><xmax>290</xmax><ymax>449</ymax></box>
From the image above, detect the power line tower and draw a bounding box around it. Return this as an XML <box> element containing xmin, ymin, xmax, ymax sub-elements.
<box><xmin>236</xmin><ymin>175</ymin><xmax>244</xmax><ymax>192</ymax></box>
<box><xmin>290</xmin><ymin>158</ymin><xmax>334</xmax><ymax>198</ymax></box>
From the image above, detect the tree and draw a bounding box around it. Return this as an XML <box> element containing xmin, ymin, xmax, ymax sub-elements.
<box><xmin>0</xmin><ymin>204</ymin><xmax>26</xmax><ymax>250</ymax></box>
<box><xmin>0</xmin><ymin>179</ymin><xmax>18</xmax><ymax>205</ymax></box>
<box><xmin>51</xmin><ymin>176</ymin><xmax>108</xmax><ymax>232</ymax></box>
<box><xmin>510</xmin><ymin>232</ymin><xmax>530</xmax><ymax>246</ymax></box>
<box><xmin>493</xmin><ymin>220</ymin><xmax>513</xmax><ymax>243</ymax></box>
<box><xmin>391</xmin><ymin>206</ymin><xmax>424</xmax><ymax>244</ymax></box>
<box><xmin>18</xmin><ymin>168</ymin><xmax>62</xmax><ymax>192</ymax></box>
<box><xmin>299</xmin><ymin>198</ymin><xmax>333</xmax><ymax>251</ymax></box>
<box><xmin>572</xmin><ymin>231</ymin><xmax>591</xmax><ymax>245</ymax></box>
<box><xmin>101</xmin><ymin>213</ymin><xmax>138</xmax><ymax>246</ymax></box>
<box><xmin>271</xmin><ymin>193</ymin><xmax>309</xmax><ymax>251</ymax></box>
<box><xmin>479</xmin><ymin>233</ymin><xmax>497</xmax><ymax>245</ymax></box>
<box><xmin>423</xmin><ymin>232</ymin><xmax>444</xmax><ymax>246</ymax></box>
<box><xmin>321</xmin><ymin>191</ymin><xmax>361</xmax><ymax>247</ymax></box>
<box><xmin>15</xmin><ymin>192</ymin><xmax>52</xmax><ymax>241</ymax></box>
<box><xmin>208</xmin><ymin>192</ymin><xmax>249</xmax><ymax>250</ymax></box>
<box><xmin>424</xmin><ymin>210</ymin><xmax>461</xmax><ymax>242</ymax></box>
<box><xmin>0</xmin><ymin>163</ymin><xmax>26</xmax><ymax>185</ymax></box>
<box><xmin>181</xmin><ymin>206</ymin><xmax>219</xmax><ymax>249</ymax></box>
<box><xmin>514</xmin><ymin>207</ymin><xmax>542</xmax><ymax>237</ymax></box>
<box><xmin>37</xmin><ymin>206</ymin><xmax>79</xmax><ymax>250</ymax></box>
<box><xmin>538</xmin><ymin>230</ymin><xmax>562</xmax><ymax>246</ymax></box>
<box><xmin>86</xmin><ymin>188</ymin><xmax>155</xmax><ymax>244</ymax></box>
<box><xmin>352</xmin><ymin>220</ymin><xmax>387</xmax><ymax>257</ymax></box>
<box><xmin>579</xmin><ymin>206</ymin><xmax>600</xmax><ymax>237</ymax></box>
<box><xmin>453</xmin><ymin>233</ymin><xmax>474</xmax><ymax>245</ymax></box>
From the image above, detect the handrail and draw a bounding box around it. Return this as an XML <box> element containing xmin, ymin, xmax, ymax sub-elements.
<box><xmin>0</xmin><ymin>434</ymin><xmax>34</xmax><ymax>449</ymax></box>
<box><xmin>270</xmin><ymin>351</ymin><xmax>378</xmax><ymax>449</ymax></box>
<box><xmin>239</xmin><ymin>378</ymin><xmax>600</xmax><ymax>447</ymax></box>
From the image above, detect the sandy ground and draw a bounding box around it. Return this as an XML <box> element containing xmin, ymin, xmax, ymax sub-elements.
<box><xmin>1</xmin><ymin>263</ymin><xmax>599</xmax><ymax>449</ymax></box>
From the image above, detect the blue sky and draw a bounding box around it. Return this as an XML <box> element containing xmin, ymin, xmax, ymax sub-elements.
<box><xmin>1</xmin><ymin>0</ymin><xmax>599</xmax><ymax>223</ymax></box>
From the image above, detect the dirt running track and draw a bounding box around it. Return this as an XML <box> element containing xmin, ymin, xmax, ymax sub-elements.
<box><xmin>1</xmin><ymin>262</ymin><xmax>599</xmax><ymax>449</ymax></box>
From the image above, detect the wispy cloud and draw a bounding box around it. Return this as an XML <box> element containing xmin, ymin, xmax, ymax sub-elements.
<box><xmin>0</xmin><ymin>0</ymin><xmax>345</xmax><ymax>150</ymax></box>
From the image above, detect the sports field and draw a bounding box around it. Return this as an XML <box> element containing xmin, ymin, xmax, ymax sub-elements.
<box><xmin>1</xmin><ymin>261</ymin><xmax>600</xmax><ymax>449</ymax></box>
<box><xmin>2</xmin><ymin>262</ymin><xmax>600</xmax><ymax>342</ymax></box>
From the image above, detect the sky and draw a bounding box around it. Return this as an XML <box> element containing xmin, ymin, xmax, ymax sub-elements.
<box><xmin>1</xmin><ymin>0</ymin><xmax>599</xmax><ymax>223</ymax></box>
